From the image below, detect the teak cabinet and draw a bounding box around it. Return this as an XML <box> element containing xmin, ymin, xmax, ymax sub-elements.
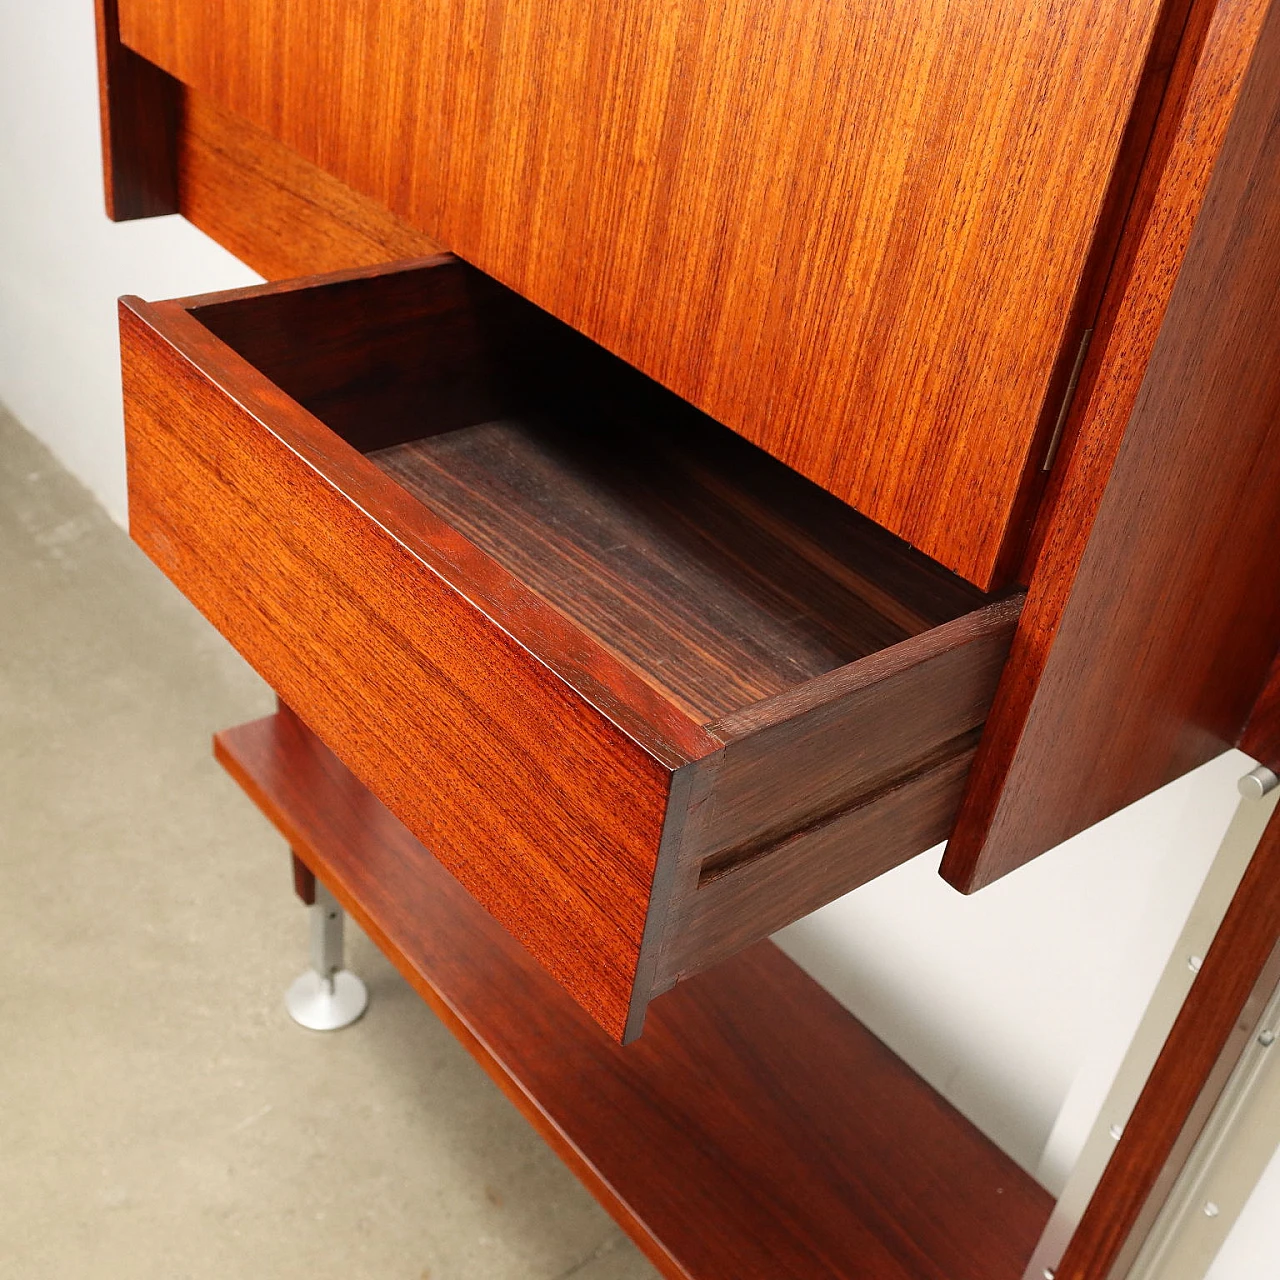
<box><xmin>100</xmin><ymin>0</ymin><xmax>1280</xmax><ymax>1027</ymax></box>
<box><xmin>98</xmin><ymin>0</ymin><xmax>1280</xmax><ymax>1272</ymax></box>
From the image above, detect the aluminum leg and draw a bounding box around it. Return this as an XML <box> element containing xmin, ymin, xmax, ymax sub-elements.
<box><xmin>1024</xmin><ymin>764</ymin><xmax>1280</xmax><ymax>1280</ymax></box>
<box><xmin>285</xmin><ymin>879</ymin><xmax>369</xmax><ymax>1031</ymax></box>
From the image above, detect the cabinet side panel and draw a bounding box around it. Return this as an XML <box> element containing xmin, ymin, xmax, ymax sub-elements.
<box><xmin>1240</xmin><ymin>652</ymin><xmax>1280</xmax><ymax>771</ymax></box>
<box><xmin>946</xmin><ymin>0</ymin><xmax>1280</xmax><ymax>890</ymax></box>
<box><xmin>95</xmin><ymin>0</ymin><xmax>179</xmax><ymax>219</ymax></box>
<box><xmin>121</xmin><ymin>303</ymin><xmax>672</xmax><ymax>1041</ymax></box>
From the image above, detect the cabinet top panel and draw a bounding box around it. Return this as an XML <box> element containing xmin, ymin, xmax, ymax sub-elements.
<box><xmin>121</xmin><ymin>0</ymin><xmax>1164</xmax><ymax>585</ymax></box>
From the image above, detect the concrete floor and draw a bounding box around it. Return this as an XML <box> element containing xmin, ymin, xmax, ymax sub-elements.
<box><xmin>0</xmin><ymin>403</ymin><xmax>659</xmax><ymax>1280</ymax></box>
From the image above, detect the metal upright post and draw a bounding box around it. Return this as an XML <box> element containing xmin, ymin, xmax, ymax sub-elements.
<box><xmin>1024</xmin><ymin>766</ymin><xmax>1280</xmax><ymax>1280</ymax></box>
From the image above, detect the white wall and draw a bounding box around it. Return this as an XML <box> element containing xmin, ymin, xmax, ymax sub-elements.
<box><xmin>2</xmin><ymin>1</ymin><xmax>1275</xmax><ymax>1273</ymax></box>
<box><xmin>1207</xmin><ymin>1143</ymin><xmax>1280</xmax><ymax>1279</ymax></box>
<box><xmin>778</xmin><ymin>750</ymin><xmax>1254</xmax><ymax>1191</ymax></box>
<box><xmin>0</xmin><ymin>1</ymin><xmax>258</xmax><ymax>527</ymax></box>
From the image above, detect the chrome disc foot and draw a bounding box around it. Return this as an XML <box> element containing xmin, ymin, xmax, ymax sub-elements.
<box><xmin>285</xmin><ymin>967</ymin><xmax>369</xmax><ymax>1031</ymax></box>
<box><xmin>285</xmin><ymin>878</ymin><xmax>369</xmax><ymax>1031</ymax></box>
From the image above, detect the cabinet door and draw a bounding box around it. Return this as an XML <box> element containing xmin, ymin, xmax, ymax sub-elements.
<box><xmin>120</xmin><ymin>0</ymin><xmax>1165</xmax><ymax>584</ymax></box>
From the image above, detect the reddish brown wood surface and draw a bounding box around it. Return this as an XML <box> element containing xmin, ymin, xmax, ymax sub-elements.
<box><xmin>117</xmin><ymin>0</ymin><xmax>1174</xmax><ymax>585</ymax></box>
<box><xmin>995</xmin><ymin>0</ymin><xmax>1198</xmax><ymax>585</ymax></box>
<box><xmin>662</xmin><ymin>746</ymin><xmax>981</xmax><ymax>991</ymax></box>
<box><xmin>945</xmin><ymin>0</ymin><xmax>1280</xmax><ymax>891</ymax></box>
<box><xmin>290</xmin><ymin>850</ymin><xmax>316</xmax><ymax>906</ymax></box>
<box><xmin>177</xmin><ymin>88</ymin><xmax>439</xmax><ymax>280</ymax></box>
<box><xmin>215</xmin><ymin>708</ymin><xmax>1054</xmax><ymax>1280</ymax></box>
<box><xmin>1241</xmin><ymin>651</ymin><xmax>1280</xmax><ymax>771</ymax></box>
<box><xmin>95</xmin><ymin>0</ymin><xmax>179</xmax><ymax>219</ymax></box>
<box><xmin>658</xmin><ymin>600</ymin><xmax>1020</xmax><ymax>989</ymax></box>
<box><xmin>121</xmin><ymin>284</ymin><xmax>679</xmax><ymax>1044</ymax></box>
<box><xmin>1056</xmin><ymin>797</ymin><xmax>1280</xmax><ymax>1279</ymax></box>
<box><xmin>165</xmin><ymin>256</ymin><xmax>995</xmax><ymax>743</ymax></box>
<box><xmin>102</xmin><ymin>0</ymin><xmax>1280</xmax><ymax>918</ymax></box>
<box><xmin>121</xmin><ymin>255</ymin><xmax>1014</xmax><ymax>1040</ymax></box>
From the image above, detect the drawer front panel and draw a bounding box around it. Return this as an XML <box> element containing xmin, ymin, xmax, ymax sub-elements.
<box><xmin>658</xmin><ymin>600</ymin><xmax>1020</xmax><ymax>986</ymax></box>
<box><xmin>121</xmin><ymin>300</ymin><xmax>673</xmax><ymax>1042</ymax></box>
<box><xmin>664</xmin><ymin>748</ymin><xmax>982</xmax><ymax>988</ymax></box>
<box><xmin>119</xmin><ymin>0</ymin><xmax>1166</xmax><ymax>586</ymax></box>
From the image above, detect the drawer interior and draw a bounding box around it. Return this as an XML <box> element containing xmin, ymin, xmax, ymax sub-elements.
<box><xmin>192</xmin><ymin>259</ymin><xmax>995</xmax><ymax>728</ymax></box>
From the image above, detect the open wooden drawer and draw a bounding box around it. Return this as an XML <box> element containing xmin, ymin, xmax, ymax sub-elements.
<box><xmin>121</xmin><ymin>255</ymin><xmax>1022</xmax><ymax>1042</ymax></box>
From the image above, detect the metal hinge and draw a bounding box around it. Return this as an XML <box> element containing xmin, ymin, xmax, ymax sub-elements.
<box><xmin>1042</xmin><ymin>328</ymin><xmax>1094</xmax><ymax>473</ymax></box>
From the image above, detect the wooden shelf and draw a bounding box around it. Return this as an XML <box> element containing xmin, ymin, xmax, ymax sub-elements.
<box><xmin>215</xmin><ymin>708</ymin><xmax>1053</xmax><ymax>1280</ymax></box>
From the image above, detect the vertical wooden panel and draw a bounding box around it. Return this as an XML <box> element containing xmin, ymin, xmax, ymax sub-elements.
<box><xmin>95</xmin><ymin>0</ymin><xmax>179</xmax><ymax>219</ymax></box>
<box><xmin>289</xmin><ymin>848</ymin><xmax>317</xmax><ymax>905</ymax></box>
<box><xmin>945</xmin><ymin>0</ymin><xmax>1280</xmax><ymax>891</ymax></box>
<box><xmin>1240</xmin><ymin>652</ymin><xmax>1280</xmax><ymax>770</ymax></box>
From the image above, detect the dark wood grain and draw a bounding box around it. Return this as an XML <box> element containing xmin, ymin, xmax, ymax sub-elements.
<box><xmin>121</xmin><ymin>255</ymin><xmax>1015</xmax><ymax>1039</ymax></box>
<box><xmin>1056</xmin><ymin>797</ymin><xmax>1280</xmax><ymax>1280</ymax></box>
<box><xmin>1240</xmin><ymin>651</ymin><xmax>1280</xmax><ymax>771</ymax></box>
<box><xmin>701</xmin><ymin>597</ymin><xmax>1023</xmax><ymax>844</ymax></box>
<box><xmin>215</xmin><ymin>708</ymin><xmax>1054</xmax><ymax>1280</ymax></box>
<box><xmin>945</xmin><ymin>0</ymin><xmax>1280</xmax><ymax>891</ymax></box>
<box><xmin>182</xmin><ymin>256</ymin><xmax>992</xmax><ymax>721</ymax></box>
<box><xmin>177</xmin><ymin>87</ymin><xmax>440</xmax><ymax>280</ymax></box>
<box><xmin>116</xmin><ymin>0</ymin><xmax>1180</xmax><ymax>586</ymax></box>
<box><xmin>373</xmin><ymin>416</ymin><xmax>991</xmax><ymax>724</ymax></box>
<box><xmin>95</xmin><ymin>0</ymin><xmax>179</xmax><ymax>220</ymax></box>
<box><xmin>189</xmin><ymin>255</ymin><xmax>524</xmax><ymax>454</ymax></box>
<box><xmin>290</xmin><ymin>850</ymin><xmax>316</xmax><ymax>906</ymax></box>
